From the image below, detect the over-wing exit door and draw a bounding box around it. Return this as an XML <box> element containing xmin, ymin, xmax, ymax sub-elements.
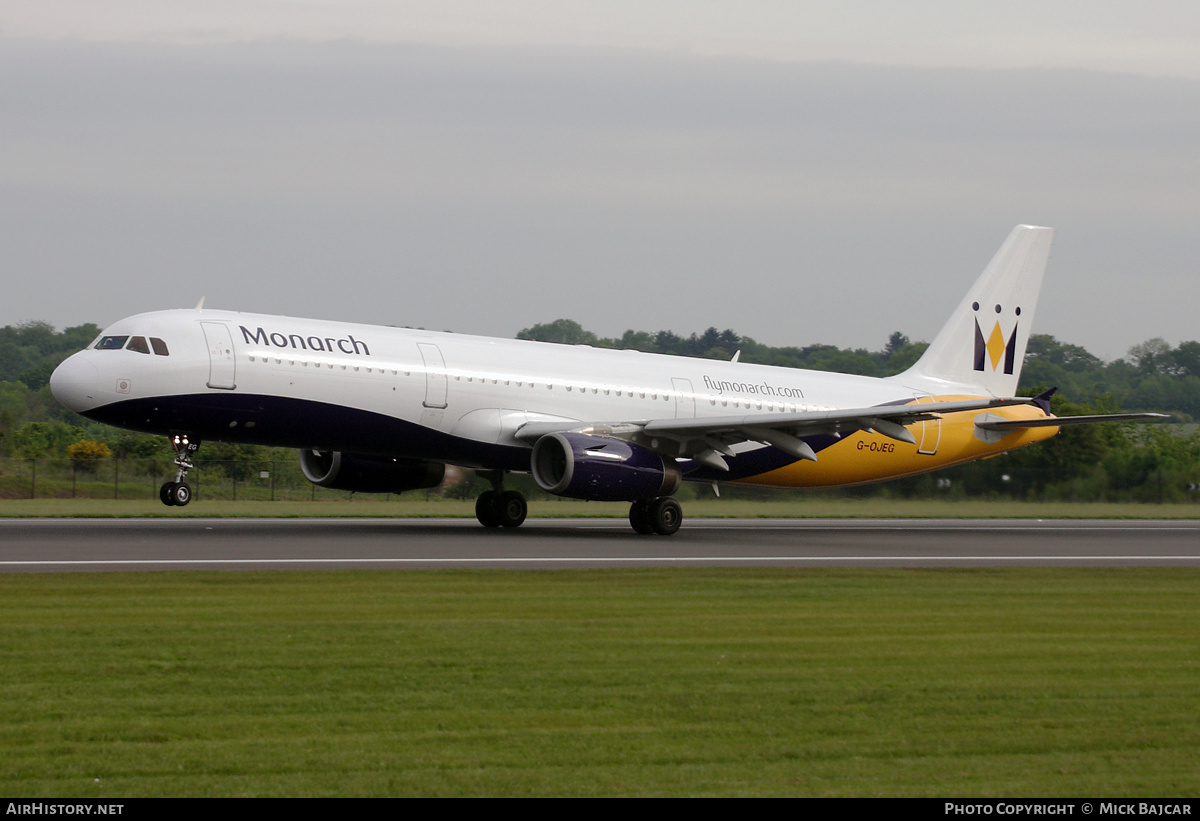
<box><xmin>417</xmin><ymin>343</ymin><xmax>448</xmax><ymax>409</ymax></box>
<box><xmin>672</xmin><ymin>378</ymin><xmax>695</xmax><ymax>418</ymax></box>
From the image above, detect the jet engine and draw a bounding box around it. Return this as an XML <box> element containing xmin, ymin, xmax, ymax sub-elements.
<box><xmin>530</xmin><ymin>432</ymin><xmax>681</xmax><ymax>501</ymax></box>
<box><xmin>299</xmin><ymin>450</ymin><xmax>445</xmax><ymax>494</ymax></box>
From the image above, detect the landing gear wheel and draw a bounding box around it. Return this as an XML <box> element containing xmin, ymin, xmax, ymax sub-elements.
<box><xmin>169</xmin><ymin>481</ymin><xmax>192</xmax><ymax>507</ymax></box>
<box><xmin>162</xmin><ymin>435</ymin><xmax>200</xmax><ymax>508</ymax></box>
<box><xmin>648</xmin><ymin>497</ymin><xmax>682</xmax><ymax>536</ymax></box>
<box><xmin>496</xmin><ymin>490</ymin><xmax>527</xmax><ymax>528</ymax></box>
<box><xmin>475</xmin><ymin>491</ymin><xmax>501</xmax><ymax>528</ymax></box>
<box><xmin>629</xmin><ymin>497</ymin><xmax>681</xmax><ymax>535</ymax></box>
<box><xmin>474</xmin><ymin>470</ymin><xmax>529</xmax><ymax>529</ymax></box>
<box><xmin>629</xmin><ymin>499</ymin><xmax>654</xmax><ymax>535</ymax></box>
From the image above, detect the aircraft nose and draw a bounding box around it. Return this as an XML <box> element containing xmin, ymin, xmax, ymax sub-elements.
<box><xmin>50</xmin><ymin>353</ymin><xmax>100</xmax><ymax>412</ymax></box>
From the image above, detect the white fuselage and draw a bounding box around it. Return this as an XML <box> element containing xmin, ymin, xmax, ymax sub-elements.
<box><xmin>49</xmin><ymin>307</ymin><xmax>1053</xmax><ymax>488</ymax></box>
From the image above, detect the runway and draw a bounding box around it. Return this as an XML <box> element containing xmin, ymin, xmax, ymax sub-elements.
<box><xmin>2</xmin><ymin>517</ymin><xmax>1199</xmax><ymax>572</ymax></box>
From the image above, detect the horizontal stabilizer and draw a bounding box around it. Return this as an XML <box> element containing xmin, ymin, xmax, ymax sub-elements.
<box><xmin>975</xmin><ymin>412</ymin><xmax>1170</xmax><ymax>431</ymax></box>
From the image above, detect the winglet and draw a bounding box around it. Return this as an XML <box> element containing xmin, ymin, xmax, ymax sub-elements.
<box><xmin>1031</xmin><ymin>387</ymin><xmax>1057</xmax><ymax>415</ymax></box>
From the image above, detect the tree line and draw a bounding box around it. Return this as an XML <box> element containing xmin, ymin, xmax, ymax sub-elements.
<box><xmin>1</xmin><ymin>318</ymin><xmax>1198</xmax><ymax>501</ymax></box>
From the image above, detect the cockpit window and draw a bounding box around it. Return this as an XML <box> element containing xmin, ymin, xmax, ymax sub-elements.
<box><xmin>93</xmin><ymin>334</ymin><xmax>170</xmax><ymax>354</ymax></box>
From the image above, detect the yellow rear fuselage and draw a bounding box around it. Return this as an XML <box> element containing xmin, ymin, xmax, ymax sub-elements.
<box><xmin>737</xmin><ymin>396</ymin><xmax>1057</xmax><ymax>488</ymax></box>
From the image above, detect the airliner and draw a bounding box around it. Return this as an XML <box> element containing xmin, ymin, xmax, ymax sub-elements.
<box><xmin>49</xmin><ymin>226</ymin><xmax>1162</xmax><ymax>534</ymax></box>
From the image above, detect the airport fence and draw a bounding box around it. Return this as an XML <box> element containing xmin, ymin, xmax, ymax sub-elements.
<box><xmin>0</xmin><ymin>457</ymin><xmax>403</xmax><ymax>502</ymax></box>
<box><xmin>3</xmin><ymin>457</ymin><xmax>1197</xmax><ymax>504</ymax></box>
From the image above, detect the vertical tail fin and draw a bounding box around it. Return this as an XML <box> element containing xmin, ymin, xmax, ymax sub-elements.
<box><xmin>896</xmin><ymin>225</ymin><xmax>1054</xmax><ymax>397</ymax></box>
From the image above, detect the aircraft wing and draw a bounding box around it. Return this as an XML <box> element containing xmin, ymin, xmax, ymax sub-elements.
<box><xmin>515</xmin><ymin>396</ymin><xmax>1038</xmax><ymax>472</ymax></box>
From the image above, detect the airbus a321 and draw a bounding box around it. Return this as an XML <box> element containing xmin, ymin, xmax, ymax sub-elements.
<box><xmin>49</xmin><ymin>225</ymin><xmax>1162</xmax><ymax>534</ymax></box>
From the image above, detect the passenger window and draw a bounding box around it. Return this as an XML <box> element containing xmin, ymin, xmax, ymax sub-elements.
<box><xmin>150</xmin><ymin>337</ymin><xmax>169</xmax><ymax>356</ymax></box>
<box><xmin>95</xmin><ymin>335</ymin><xmax>129</xmax><ymax>350</ymax></box>
<box><xmin>126</xmin><ymin>336</ymin><xmax>151</xmax><ymax>354</ymax></box>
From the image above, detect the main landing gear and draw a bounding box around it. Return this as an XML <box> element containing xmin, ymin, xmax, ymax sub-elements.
<box><xmin>474</xmin><ymin>471</ymin><xmax>527</xmax><ymax>529</ymax></box>
<box><xmin>159</xmin><ymin>434</ymin><xmax>200</xmax><ymax>507</ymax></box>
<box><xmin>628</xmin><ymin>497</ymin><xmax>682</xmax><ymax>536</ymax></box>
<box><xmin>470</xmin><ymin>471</ymin><xmax>682</xmax><ymax>535</ymax></box>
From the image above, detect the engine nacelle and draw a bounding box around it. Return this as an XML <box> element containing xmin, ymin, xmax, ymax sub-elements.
<box><xmin>299</xmin><ymin>450</ymin><xmax>445</xmax><ymax>494</ymax></box>
<box><xmin>530</xmin><ymin>432</ymin><xmax>681</xmax><ymax>501</ymax></box>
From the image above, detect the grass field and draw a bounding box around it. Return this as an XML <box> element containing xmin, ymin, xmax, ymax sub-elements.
<box><xmin>2</xmin><ymin>496</ymin><xmax>1199</xmax><ymax>518</ymax></box>
<box><xmin>2</xmin><ymin>567</ymin><xmax>1198</xmax><ymax>797</ymax></box>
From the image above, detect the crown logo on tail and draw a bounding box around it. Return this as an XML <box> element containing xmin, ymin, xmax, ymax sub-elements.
<box><xmin>897</xmin><ymin>226</ymin><xmax>1051</xmax><ymax>395</ymax></box>
<box><xmin>972</xmin><ymin>302</ymin><xmax>1020</xmax><ymax>375</ymax></box>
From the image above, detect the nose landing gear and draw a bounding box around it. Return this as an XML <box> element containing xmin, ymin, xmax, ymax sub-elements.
<box><xmin>159</xmin><ymin>434</ymin><xmax>200</xmax><ymax>507</ymax></box>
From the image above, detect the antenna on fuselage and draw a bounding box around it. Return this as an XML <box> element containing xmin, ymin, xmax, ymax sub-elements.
<box><xmin>195</xmin><ymin>297</ymin><xmax>206</xmax><ymax>310</ymax></box>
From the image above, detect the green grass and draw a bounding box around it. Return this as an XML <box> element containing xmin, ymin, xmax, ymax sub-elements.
<box><xmin>2</xmin><ymin>497</ymin><xmax>1199</xmax><ymax>518</ymax></box>
<box><xmin>1</xmin><ymin>568</ymin><xmax>1198</xmax><ymax>796</ymax></box>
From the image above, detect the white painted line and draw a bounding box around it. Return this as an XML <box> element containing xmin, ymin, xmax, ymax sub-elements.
<box><xmin>4</xmin><ymin>555</ymin><xmax>1200</xmax><ymax>567</ymax></box>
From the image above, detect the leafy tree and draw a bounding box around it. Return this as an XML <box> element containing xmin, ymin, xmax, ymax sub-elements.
<box><xmin>517</xmin><ymin>319</ymin><xmax>597</xmax><ymax>346</ymax></box>
<box><xmin>614</xmin><ymin>330</ymin><xmax>656</xmax><ymax>352</ymax></box>
<box><xmin>1026</xmin><ymin>334</ymin><xmax>1104</xmax><ymax>371</ymax></box>
<box><xmin>1172</xmin><ymin>341</ymin><xmax>1200</xmax><ymax>378</ymax></box>
<box><xmin>1101</xmin><ymin>425</ymin><xmax>1200</xmax><ymax>502</ymax></box>
<box><xmin>4</xmin><ymin>421</ymin><xmax>85</xmax><ymax>458</ymax></box>
<box><xmin>202</xmin><ymin>441</ymin><xmax>269</xmax><ymax>481</ymax></box>
<box><xmin>17</xmin><ymin>359</ymin><xmax>58</xmax><ymax>391</ymax></box>
<box><xmin>1128</xmin><ymin>338</ymin><xmax>1173</xmax><ymax>375</ymax></box>
<box><xmin>0</xmin><ymin>321</ymin><xmax>100</xmax><ymax>384</ymax></box>
<box><xmin>884</xmin><ymin>331</ymin><xmax>910</xmax><ymax>358</ymax></box>
<box><xmin>0</xmin><ymin>381</ymin><xmax>33</xmax><ymax>441</ymax></box>
<box><xmin>881</xmin><ymin>332</ymin><xmax>927</xmax><ymax>373</ymax></box>
<box><xmin>67</xmin><ymin>439</ymin><xmax>112</xmax><ymax>472</ymax></box>
<box><xmin>653</xmin><ymin>330</ymin><xmax>685</xmax><ymax>355</ymax></box>
<box><xmin>109</xmin><ymin>431</ymin><xmax>173</xmax><ymax>460</ymax></box>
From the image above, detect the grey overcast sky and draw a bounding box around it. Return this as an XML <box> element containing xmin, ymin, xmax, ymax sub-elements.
<box><xmin>3</xmin><ymin>1</ymin><xmax>1199</xmax><ymax>362</ymax></box>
